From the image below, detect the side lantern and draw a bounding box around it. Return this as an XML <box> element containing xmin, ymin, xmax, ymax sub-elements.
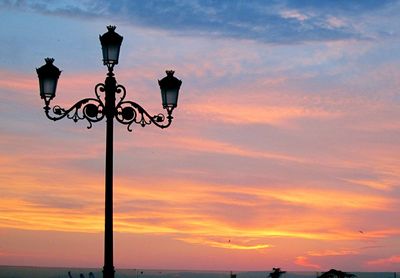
<box><xmin>158</xmin><ymin>70</ymin><xmax>182</xmax><ymax>110</ymax></box>
<box><xmin>36</xmin><ymin>58</ymin><xmax>61</xmax><ymax>102</ymax></box>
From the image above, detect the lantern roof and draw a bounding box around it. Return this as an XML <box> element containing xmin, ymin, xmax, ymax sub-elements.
<box><xmin>158</xmin><ymin>70</ymin><xmax>182</xmax><ymax>89</ymax></box>
<box><xmin>36</xmin><ymin>58</ymin><xmax>61</xmax><ymax>78</ymax></box>
<box><xmin>99</xmin><ymin>25</ymin><xmax>123</xmax><ymax>47</ymax></box>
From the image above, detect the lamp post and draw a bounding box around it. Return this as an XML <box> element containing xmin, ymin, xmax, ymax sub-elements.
<box><xmin>36</xmin><ymin>26</ymin><xmax>182</xmax><ymax>278</ymax></box>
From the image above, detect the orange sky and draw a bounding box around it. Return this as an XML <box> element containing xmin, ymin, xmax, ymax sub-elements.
<box><xmin>0</xmin><ymin>1</ymin><xmax>400</xmax><ymax>272</ymax></box>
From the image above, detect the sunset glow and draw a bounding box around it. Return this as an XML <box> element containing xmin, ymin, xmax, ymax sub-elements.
<box><xmin>0</xmin><ymin>0</ymin><xmax>400</xmax><ymax>273</ymax></box>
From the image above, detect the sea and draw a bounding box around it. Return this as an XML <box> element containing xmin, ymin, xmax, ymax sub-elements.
<box><xmin>0</xmin><ymin>266</ymin><xmax>397</xmax><ymax>278</ymax></box>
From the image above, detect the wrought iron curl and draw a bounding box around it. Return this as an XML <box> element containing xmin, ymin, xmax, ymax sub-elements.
<box><xmin>95</xmin><ymin>83</ymin><xmax>107</xmax><ymax>104</ymax></box>
<box><xmin>44</xmin><ymin>85</ymin><xmax>106</xmax><ymax>129</ymax></box>
<box><xmin>115</xmin><ymin>84</ymin><xmax>127</xmax><ymax>102</ymax></box>
<box><xmin>115</xmin><ymin>100</ymin><xmax>173</xmax><ymax>132</ymax></box>
<box><xmin>43</xmin><ymin>78</ymin><xmax>175</xmax><ymax>131</ymax></box>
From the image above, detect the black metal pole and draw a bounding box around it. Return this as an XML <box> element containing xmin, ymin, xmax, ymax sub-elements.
<box><xmin>103</xmin><ymin>69</ymin><xmax>116</xmax><ymax>278</ymax></box>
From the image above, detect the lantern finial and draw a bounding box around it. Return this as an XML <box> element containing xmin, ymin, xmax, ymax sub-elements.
<box><xmin>166</xmin><ymin>70</ymin><xmax>175</xmax><ymax>76</ymax></box>
<box><xmin>45</xmin><ymin>57</ymin><xmax>55</xmax><ymax>64</ymax></box>
<box><xmin>106</xmin><ymin>25</ymin><xmax>117</xmax><ymax>32</ymax></box>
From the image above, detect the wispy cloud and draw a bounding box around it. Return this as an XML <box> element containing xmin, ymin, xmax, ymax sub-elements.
<box><xmin>187</xmin><ymin>101</ymin><xmax>340</xmax><ymax>126</ymax></box>
<box><xmin>343</xmin><ymin>178</ymin><xmax>395</xmax><ymax>191</ymax></box>
<box><xmin>1</xmin><ymin>174</ymin><xmax>396</xmax><ymax>243</ymax></box>
<box><xmin>367</xmin><ymin>255</ymin><xmax>400</xmax><ymax>266</ymax></box>
<box><xmin>294</xmin><ymin>248</ymin><xmax>362</xmax><ymax>270</ymax></box>
<box><xmin>177</xmin><ymin>236</ymin><xmax>271</xmax><ymax>250</ymax></box>
<box><xmin>165</xmin><ymin>136</ymin><xmax>307</xmax><ymax>163</ymax></box>
<box><xmin>295</xmin><ymin>256</ymin><xmax>321</xmax><ymax>269</ymax></box>
<box><xmin>4</xmin><ymin>0</ymin><xmax>396</xmax><ymax>43</ymax></box>
<box><xmin>307</xmin><ymin>249</ymin><xmax>360</xmax><ymax>257</ymax></box>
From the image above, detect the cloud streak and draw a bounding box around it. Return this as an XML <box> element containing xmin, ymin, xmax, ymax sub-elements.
<box><xmin>4</xmin><ymin>0</ymin><xmax>398</xmax><ymax>44</ymax></box>
<box><xmin>367</xmin><ymin>255</ymin><xmax>400</xmax><ymax>266</ymax></box>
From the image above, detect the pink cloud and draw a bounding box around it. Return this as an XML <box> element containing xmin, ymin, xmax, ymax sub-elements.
<box><xmin>166</xmin><ymin>135</ymin><xmax>306</xmax><ymax>163</ymax></box>
<box><xmin>0</xmin><ymin>70</ymin><xmax>37</xmax><ymax>95</ymax></box>
<box><xmin>307</xmin><ymin>249</ymin><xmax>359</xmax><ymax>257</ymax></box>
<box><xmin>367</xmin><ymin>255</ymin><xmax>400</xmax><ymax>266</ymax></box>
<box><xmin>294</xmin><ymin>256</ymin><xmax>321</xmax><ymax>269</ymax></box>
<box><xmin>177</xmin><ymin>236</ymin><xmax>272</xmax><ymax>250</ymax></box>
<box><xmin>280</xmin><ymin>10</ymin><xmax>309</xmax><ymax>21</ymax></box>
<box><xmin>326</xmin><ymin>16</ymin><xmax>347</xmax><ymax>29</ymax></box>
<box><xmin>186</xmin><ymin>101</ymin><xmax>339</xmax><ymax>126</ymax></box>
<box><xmin>0</xmin><ymin>69</ymin><xmax>102</xmax><ymax>106</ymax></box>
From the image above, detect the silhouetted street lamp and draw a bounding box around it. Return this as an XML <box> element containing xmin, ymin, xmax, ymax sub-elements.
<box><xmin>36</xmin><ymin>26</ymin><xmax>182</xmax><ymax>278</ymax></box>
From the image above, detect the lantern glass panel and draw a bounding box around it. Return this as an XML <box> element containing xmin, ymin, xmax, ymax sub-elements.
<box><xmin>39</xmin><ymin>77</ymin><xmax>58</xmax><ymax>100</ymax></box>
<box><xmin>162</xmin><ymin>88</ymin><xmax>179</xmax><ymax>108</ymax></box>
<box><xmin>102</xmin><ymin>44</ymin><xmax>121</xmax><ymax>65</ymax></box>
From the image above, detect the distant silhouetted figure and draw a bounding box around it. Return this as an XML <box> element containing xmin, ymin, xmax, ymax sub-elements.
<box><xmin>80</xmin><ymin>274</ymin><xmax>85</xmax><ymax>278</ymax></box>
<box><xmin>68</xmin><ymin>271</ymin><xmax>73</xmax><ymax>278</ymax></box>
<box><xmin>318</xmin><ymin>269</ymin><xmax>356</xmax><ymax>278</ymax></box>
<box><xmin>89</xmin><ymin>272</ymin><xmax>95</xmax><ymax>278</ymax></box>
<box><xmin>230</xmin><ymin>271</ymin><xmax>237</xmax><ymax>278</ymax></box>
<box><xmin>268</xmin><ymin>268</ymin><xmax>286</xmax><ymax>278</ymax></box>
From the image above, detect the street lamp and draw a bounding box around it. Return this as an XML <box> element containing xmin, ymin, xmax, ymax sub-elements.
<box><xmin>100</xmin><ymin>25</ymin><xmax>123</xmax><ymax>67</ymax></box>
<box><xmin>36</xmin><ymin>26</ymin><xmax>182</xmax><ymax>278</ymax></box>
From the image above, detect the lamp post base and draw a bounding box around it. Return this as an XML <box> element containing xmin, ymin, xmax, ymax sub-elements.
<box><xmin>103</xmin><ymin>266</ymin><xmax>115</xmax><ymax>278</ymax></box>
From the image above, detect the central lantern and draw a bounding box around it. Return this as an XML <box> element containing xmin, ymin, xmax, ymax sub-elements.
<box><xmin>99</xmin><ymin>25</ymin><xmax>123</xmax><ymax>67</ymax></box>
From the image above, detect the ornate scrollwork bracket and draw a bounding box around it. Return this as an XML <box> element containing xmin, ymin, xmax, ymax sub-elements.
<box><xmin>114</xmin><ymin>84</ymin><xmax>174</xmax><ymax>132</ymax></box>
<box><xmin>43</xmin><ymin>80</ymin><xmax>174</xmax><ymax>131</ymax></box>
<box><xmin>115</xmin><ymin>100</ymin><xmax>173</xmax><ymax>132</ymax></box>
<box><xmin>43</xmin><ymin>83</ymin><xmax>106</xmax><ymax>129</ymax></box>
